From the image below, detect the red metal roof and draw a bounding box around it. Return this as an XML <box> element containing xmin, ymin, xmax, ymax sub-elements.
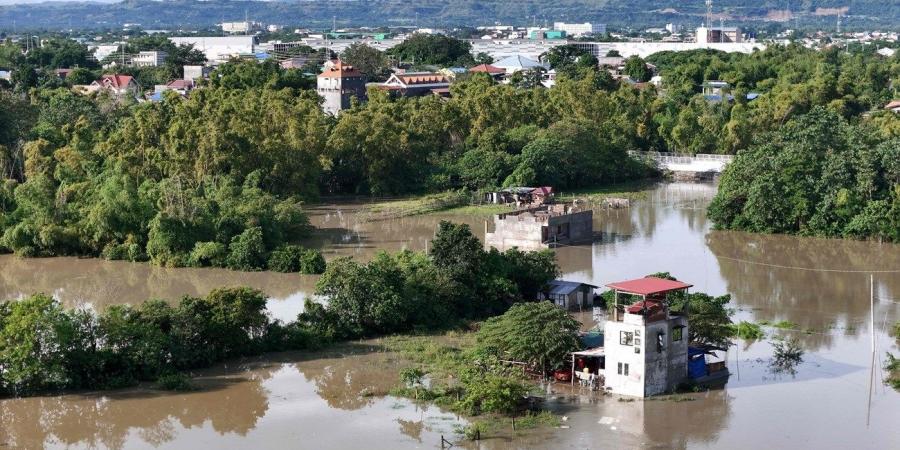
<box><xmin>318</xmin><ymin>59</ymin><xmax>363</xmax><ymax>78</ymax></box>
<box><xmin>469</xmin><ymin>63</ymin><xmax>505</xmax><ymax>74</ymax></box>
<box><xmin>605</xmin><ymin>277</ymin><xmax>692</xmax><ymax>296</ymax></box>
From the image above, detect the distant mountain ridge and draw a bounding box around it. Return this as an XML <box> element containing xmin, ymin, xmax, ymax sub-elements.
<box><xmin>0</xmin><ymin>1</ymin><xmax>896</xmax><ymax>31</ymax></box>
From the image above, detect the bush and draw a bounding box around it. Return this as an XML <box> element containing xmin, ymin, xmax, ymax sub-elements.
<box><xmin>729</xmin><ymin>321</ymin><xmax>765</xmax><ymax>340</ymax></box>
<box><xmin>226</xmin><ymin>227</ymin><xmax>267</xmax><ymax>271</ymax></box>
<box><xmin>188</xmin><ymin>241</ymin><xmax>228</xmax><ymax>267</ymax></box>
<box><xmin>458</xmin><ymin>374</ymin><xmax>528</xmax><ymax>415</ymax></box>
<box><xmin>267</xmin><ymin>244</ymin><xmax>305</xmax><ymax>272</ymax></box>
<box><xmin>299</xmin><ymin>248</ymin><xmax>326</xmax><ymax>274</ymax></box>
<box><xmin>155</xmin><ymin>373</ymin><xmax>195</xmax><ymax>391</ymax></box>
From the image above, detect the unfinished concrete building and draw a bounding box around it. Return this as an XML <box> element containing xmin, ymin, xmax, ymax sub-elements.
<box><xmin>484</xmin><ymin>204</ymin><xmax>593</xmax><ymax>250</ymax></box>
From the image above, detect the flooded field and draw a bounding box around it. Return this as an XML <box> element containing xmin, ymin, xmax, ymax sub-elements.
<box><xmin>1</xmin><ymin>182</ymin><xmax>899</xmax><ymax>449</ymax></box>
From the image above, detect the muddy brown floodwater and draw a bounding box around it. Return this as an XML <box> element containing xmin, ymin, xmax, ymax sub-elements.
<box><xmin>1</xmin><ymin>182</ymin><xmax>899</xmax><ymax>449</ymax></box>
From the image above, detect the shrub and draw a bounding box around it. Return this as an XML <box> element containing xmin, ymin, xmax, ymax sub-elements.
<box><xmin>299</xmin><ymin>248</ymin><xmax>326</xmax><ymax>274</ymax></box>
<box><xmin>226</xmin><ymin>227</ymin><xmax>266</xmax><ymax>270</ymax></box>
<box><xmin>458</xmin><ymin>374</ymin><xmax>528</xmax><ymax>415</ymax></box>
<box><xmin>267</xmin><ymin>244</ymin><xmax>305</xmax><ymax>272</ymax></box>
<box><xmin>729</xmin><ymin>321</ymin><xmax>765</xmax><ymax>340</ymax></box>
<box><xmin>155</xmin><ymin>373</ymin><xmax>195</xmax><ymax>391</ymax></box>
<box><xmin>188</xmin><ymin>241</ymin><xmax>227</xmax><ymax>267</ymax></box>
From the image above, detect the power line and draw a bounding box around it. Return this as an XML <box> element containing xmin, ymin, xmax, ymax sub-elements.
<box><xmin>548</xmin><ymin>240</ymin><xmax>900</xmax><ymax>274</ymax></box>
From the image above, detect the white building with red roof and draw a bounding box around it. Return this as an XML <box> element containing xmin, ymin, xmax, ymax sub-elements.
<box><xmin>316</xmin><ymin>59</ymin><xmax>367</xmax><ymax>115</ymax></box>
<box><xmin>75</xmin><ymin>74</ymin><xmax>141</xmax><ymax>97</ymax></box>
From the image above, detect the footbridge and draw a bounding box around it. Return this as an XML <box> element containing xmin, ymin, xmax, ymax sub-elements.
<box><xmin>630</xmin><ymin>151</ymin><xmax>735</xmax><ymax>180</ymax></box>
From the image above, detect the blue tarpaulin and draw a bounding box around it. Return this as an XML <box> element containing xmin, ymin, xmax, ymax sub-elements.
<box><xmin>688</xmin><ymin>347</ymin><xmax>707</xmax><ymax>379</ymax></box>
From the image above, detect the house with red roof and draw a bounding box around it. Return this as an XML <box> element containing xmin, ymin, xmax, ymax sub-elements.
<box><xmin>77</xmin><ymin>74</ymin><xmax>141</xmax><ymax>97</ymax></box>
<box><xmin>379</xmin><ymin>72</ymin><xmax>450</xmax><ymax>98</ymax></box>
<box><xmin>316</xmin><ymin>59</ymin><xmax>367</xmax><ymax>115</ymax></box>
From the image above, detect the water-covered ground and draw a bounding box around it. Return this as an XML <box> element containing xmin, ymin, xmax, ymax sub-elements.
<box><xmin>2</xmin><ymin>182</ymin><xmax>898</xmax><ymax>449</ymax></box>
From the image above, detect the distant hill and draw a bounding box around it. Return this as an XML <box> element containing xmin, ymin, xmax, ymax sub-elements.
<box><xmin>0</xmin><ymin>1</ymin><xmax>896</xmax><ymax>31</ymax></box>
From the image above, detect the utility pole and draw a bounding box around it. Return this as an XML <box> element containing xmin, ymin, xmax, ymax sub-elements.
<box><xmin>705</xmin><ymin>0</ymin><xmax>713</xmax><ymax>43</ymax></box>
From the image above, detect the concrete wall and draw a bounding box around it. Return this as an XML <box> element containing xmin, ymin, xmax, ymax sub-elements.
<box><xmin>484</xmin><ymin>208</ymin><xmax>593</xmax><ymax>250</ymax></box>
<box><xmin>604</xmin><ymin>314</ymin><xmax>689</xmax><ymax>397</ymax></box>
<box><xmin>547</xmin><ymin>210</ymin><xmax>593</xmax><ymax>245</ymax></box>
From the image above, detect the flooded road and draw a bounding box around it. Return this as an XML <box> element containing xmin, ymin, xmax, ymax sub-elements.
<box><xmin>1</xmin><ymin>182</ymin><xmax>899</xmax><ymax>449</ymax></box>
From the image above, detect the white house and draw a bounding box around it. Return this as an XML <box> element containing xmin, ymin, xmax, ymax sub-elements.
<box><xmin>132</xmin><ymin>51</ymin><xmax>168</xmax><ymax>67</ymax></box>
<box><xmin>602</xmin><ymin>277</ymin><xmax>691</xmax><ymax>397</ymax></box>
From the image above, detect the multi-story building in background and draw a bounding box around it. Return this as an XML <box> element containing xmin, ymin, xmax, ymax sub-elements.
<box><xmin>553</xmin><ymin>22</ymin><xmax>606</xmax><ymax>37</ymax></box>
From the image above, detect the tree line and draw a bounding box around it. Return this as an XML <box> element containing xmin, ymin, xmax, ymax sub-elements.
<box><xmin>1</xmin><ymin>39</ymin><xmax>898</xmax><ymax>264</ymax></box>
<box><xmin>0</xmin><ymin>222</ymin><xmax>559</xmax><ymax>396</ymax></box>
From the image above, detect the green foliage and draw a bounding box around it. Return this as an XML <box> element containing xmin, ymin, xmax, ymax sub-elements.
<box><xmin>298</xmin><ymin>248</ymin><xmax>327</xmax><ymax>274</ymax></box>
<box><xmin>188</xmin><ymin>241</ymin><xmax>227</xmax><ymax>267</ymax></box>
<box><xmin>341</xmin><ymin>43</ymin><xmax>390</xmax><ymax>81</ymax></box>
<box><xmin>227</xmin><ymin>227</ymin><xmax>266</xmax><ymax>271</ymax></box>
<box><xmin>458</xmin><ymin>374</ymin><xmax>528</xmax><ymax>415</ymax></box>
<box><xmin>623</xmin><ymin>55</ymin><xmax>652</xmax><ymax>82</ymax></box>
<box><xmin>307</xmin><ymin>221</ymin><xmax>559</xmax><ymax>339</ymax></box>
<box><xmin>155</xmin><ymin>372</ymin><xmax>195</xmax><ymax>391</ymax></box>
<box><xmin>729</xmin><ymin>321</ymin><xmax>765</xmax><ymax>340</ymax></box>
<box><xmin>477</xmin><ymin>302</ymin><xmax>580</xmax><ymax>373</ymax></box>
<box><xmin>0</xmin><ymin>287</ymin><xmax>316</xmax><ymax>397</ymax></box>
<box><xmin>709</xmin><ymin>108</ymin><xmax>899</xmax><ymax>242</ymax></box>
<box><xmin>267</xmin><ymin>244</ymin><xmax>306</xmax><ymax>272</ymax></box>
<box><xmin>387</xmin><ymin>33</ymin><xmax>473</xmax><ymax>66</ymax></box>
<box><xmin>668</xmin><ymin>290</ymin><xmax>734</xmax><ymax>348</ymax></box>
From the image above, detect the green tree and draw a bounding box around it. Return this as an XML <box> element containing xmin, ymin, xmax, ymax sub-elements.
<box><xmin>341</xmin><ymin>43</ymin><xmax>389</xmax><ymax>81</ymax></box>
<box><xmin>477</xmin><ymin>301</ymin><xmax>581</xmax><ymax>374</ymax></box>
<box><xmin>623</xmin><ymin>55</ymin><xmax>652</xmax><ymax>82</ymax></box>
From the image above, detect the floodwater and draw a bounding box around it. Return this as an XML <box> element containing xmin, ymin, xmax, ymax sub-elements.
<box><xmin>2</xmin><ymin>182</ymin><xmax>899</xmax><ymax>449</ymax></box>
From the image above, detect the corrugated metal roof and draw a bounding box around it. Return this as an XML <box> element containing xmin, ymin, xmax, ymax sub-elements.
<box><xmin>605</xmin><ymin>277</ymin><xmax>692</xmax><ymax>296</ymax></box>
<box><xmin>548</xmin><ymin>280</ymin><xmax>597</xmax><ymax>296</ymax></box>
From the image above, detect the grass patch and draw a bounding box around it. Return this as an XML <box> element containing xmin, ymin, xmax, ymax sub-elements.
<box><xmin>440</xmin><ymin>204</ymin><xmax>514</xmax><ymax>216</ymax></box>
<box><xmin>729</xmin><ymin>321</ymin><xmax>765</xmax><ymax>340</ymax></box>
<box><xmin>364</xmin><ymin>191</ymin><xmax>471</xmax><ymax>220</ymax></box>
<box><xmin>771</xmin><ymin>320</ymin><xmax>798</xmax><ymax>330</ymax></box>
<box><xmin>554</xmin><ymin>180</ymin><xmax>654</xmax><ymax>203</ymax></box>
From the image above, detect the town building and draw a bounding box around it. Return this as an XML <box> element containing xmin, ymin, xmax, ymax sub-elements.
<box><xmin>77</xmin><ymin>74</ymin><xmax>141</xmax><ymax>97</ymax></box>
<box><xmin>221</xmin><ymin>21</ymin><xmax>262</xmax><ymax>34</ymax></box>
<box><xmin>379</xmin><ymin>73</ymin><xmax>450</xmax><ymax>98</ymax></box>
<box><xmin>170</xmin><ymin>36</ymin><xmax>257</xmax><ymax>64</ymax></box>
<box><xmin>484</xmin><ymin>203</ymin><xmax>593</xmax><ymax>251</ymax></box>
<box><xmin>132</xmin><ymin>51</ymin><xmax>168</xmax><ymax>67</ymax></box>
<box><xmin>492</xmin><ymin>54</ymin><xmax>547</xmax><ymax>74</ymax></box>
<box><xmin>468</xmin><ymin>63</ymin><xmax>506</xmax><ymax>79</ymax></box>
<box><xmin>316</xmin><ymin>60</ymin><xmax>367</xmax><ymax>115</ymax></box>
<box><xmin>696</xmin><ymin>26</ymin><xmax>743</xmax><ymax>44</ymax></box>
<box><xmin>602</xmin><ymin>277</ymin><xmax>692</xmax><ymax>397</ymax></box>
<box><xmin>553</xmin><ymin>22</ymin><xmax>606</xmax><ymax>37</ymax></box>
<box><xmin>183</xmin><ymin>65</ymin><xmax>213</xmax><ymax>81</ymax></box>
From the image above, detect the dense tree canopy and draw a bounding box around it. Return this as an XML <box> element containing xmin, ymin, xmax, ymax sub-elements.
<box><xmin>709</xmin><ymin>108</ymin><xmax>900</xmax><ymax>242</ymax></box>
<box><xmin>387</xmin><ymin>33</ymin><xmax>474</xmax><ymax>66</ymax></box>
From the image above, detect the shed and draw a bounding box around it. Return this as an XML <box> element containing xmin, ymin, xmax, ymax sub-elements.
<box><xmin>541</xmin><ymin>280</ymin><xmax>598</xmax><ymax>310</ymax></box>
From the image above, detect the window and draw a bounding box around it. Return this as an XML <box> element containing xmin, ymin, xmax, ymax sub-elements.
<box><xmin>673</xmin><ymin>326</ymin><xmax>683</xmax><ymax>342</ymax></box>
<box><xmin>620</xmin><ymin>331</ymin><xmax>634</xmax><ymax>346</ymax></box>
<box><xmin>617</xmin><ymin>362</ymin><xmax>630</xmax><ymax>376</ymax></box>
<box><xmin>634</xmin><ymin>347</ymin><xmax>641</xmax><ymax>354</ymax></box>
<box><xmin>657</xmin><ymin>332</ymin><xmax>665</xmax><ymax>353</ymax></box>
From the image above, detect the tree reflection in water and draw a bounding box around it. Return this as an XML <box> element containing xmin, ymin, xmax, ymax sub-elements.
<box><xmin>708</xmin><ymin>230</ymin><xmax>900</xmax><ymax>352</ymax></box>
<box><xmin>0</xmin><ymin>370</ymin><xmax>271</xmax><ymax>449</ymax></box>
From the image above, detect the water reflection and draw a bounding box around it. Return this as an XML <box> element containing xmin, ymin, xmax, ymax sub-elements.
<box><xmin>2</xmin><ymin>182</ymin><xmax>899</xmax><ymax>449</ymax></box>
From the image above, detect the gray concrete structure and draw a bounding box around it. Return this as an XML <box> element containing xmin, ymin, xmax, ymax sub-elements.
<box><xmin>484</xmin><ymin>204</ymin><xmax>593</xmax><ymax>251</ymax></box>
